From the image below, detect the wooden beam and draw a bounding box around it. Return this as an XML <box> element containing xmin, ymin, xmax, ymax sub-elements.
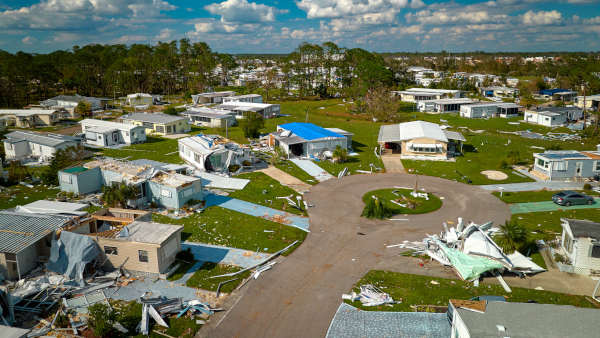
<box><xmin>0</xmin><ymin>229</ymin><xmax>33</xmax><ymax>236</ymax></box>
<box><xmin>92</xmin><ymin>215</ymin><xmax>133</xmax><ymax>223</ymax></box>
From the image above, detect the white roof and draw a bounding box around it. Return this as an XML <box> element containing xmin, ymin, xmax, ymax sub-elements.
<box><xmin>179</xmin><ymin>135</ymin><xmax>217</xmax><ymax>155</ymax></box>
<box><xmin>465</xmin><ymin>102</ymin><xmax>521</xmax><ymax>108</ymax></box>
<box><xmin>127</xmin><ymin>93</ymin><xmax>152</xmax><ymax>98</ymax></box>
<box><xmin>16</xmin><ymin>200</ymin><xmax>88</xmax><ymax>216</ymax></box>
<box><xmin>81</xmin><ymin>119</ymin><xmax>142</xmax><ymax>132</ymax></box>
<box><xmin>117</xmin><ymin>221</ymin><xmax>182</xmax><ymax>244</ymax></box>
<box><xmin>432</xmin><ymin>98</ymin><xmax>474</xmax><ymax>105</ymax></box>
<box><xmin>0</xmin><ymin>109</ymin><xmax>57</xmax><ymax>116</ymax></box>
<box><xmin>399</xmin><ymin>121</ymin><xmax>448</xmax><ymax>142</ymax></box>
<box><xmin>406</xmin><ymin>88</ymin><xmax>460</xmax><ymax>94</ymax></box>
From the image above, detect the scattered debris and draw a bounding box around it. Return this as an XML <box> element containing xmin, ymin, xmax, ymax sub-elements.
<box><xmin>341</xmin><ymin>284</ymin><xmax>398</xmax><ymax>307</ymax></box>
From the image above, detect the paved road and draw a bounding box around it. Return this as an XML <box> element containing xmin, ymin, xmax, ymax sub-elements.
<box><xmin>202</xmin><ymin>173</ymin><xmax>510</xmax><ymax>338</ymax></box>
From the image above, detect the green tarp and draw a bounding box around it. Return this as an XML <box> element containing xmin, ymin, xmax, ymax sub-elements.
<box><xmin>435</xmin><ymin>240</ymin><xmax>504</xmax><ymax>280</ymax></box>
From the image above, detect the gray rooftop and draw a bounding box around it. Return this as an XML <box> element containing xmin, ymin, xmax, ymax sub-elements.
<box><xmin>16</xmin><ymin>200</ymin><xmax>88</xmax><ymax>216</ymax></box>
<box><xmin>456</xmin><ymin>301</ymin><xmax>600</xmax><ymax>338</ymax></box>
<box><xmin>121</xmin><ymin>112</ymin><xmax>186</xmax><ymax>124</ymax></box>
<box><xmin>378</xmin><ymin>121</ymin><xmax>464</xmax><ymax>143</ymax></box>
<box><xmin>326</xmin><ymin>303</ymin><xmax>450</xmax><ymax>338</ymax></box>
<box><xmin>4</xmin><ymin>130</ymin><xmax>79</xmax><ymax>148</ymax></box>
<box><xmin>114</xmin><ymin>221</ymin><xmax>182</xmax><ymax>244</ymax></box>
<box><xmin>0</xmin><ymin>211</ymin><xmax>70</xmax><ymax>254</ymax></box>
<box><xmin>563</xmin><ymin>219</ymin><xmax>600</xmax><ymax>239</ymax></box>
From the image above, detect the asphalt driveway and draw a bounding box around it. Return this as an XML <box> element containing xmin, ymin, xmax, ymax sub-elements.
<box><xmin>201</xmin><ymin>173</ymin><xmax>511</xmax><ymax>338</ymax></box>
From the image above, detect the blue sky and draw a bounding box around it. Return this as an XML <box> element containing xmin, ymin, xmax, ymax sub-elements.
<box><xmin>1</xmin><ymin>0</ymin><xmax>600</xmax><ymax>54</ymax></box>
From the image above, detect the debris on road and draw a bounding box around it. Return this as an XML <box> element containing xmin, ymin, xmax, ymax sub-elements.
<box><xmin>342</xmin><ymin>284</ymin><xmax>399</xmax><ymax>307</ymax></box>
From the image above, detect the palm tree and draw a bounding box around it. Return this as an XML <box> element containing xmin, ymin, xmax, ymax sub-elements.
<box><xmin>494</xmin><ymin>221</ymin><xmax>528</xmax><ymax>253</ymax></box>
<box><xmin>332</xmin><ymin>145</ymin><xmax>348</xmax><ymax>163</ymax></box>
<box><xmin>101</xmin><ymin>183</ymin><xmax>140</xmax><ymax>208</ymax></box>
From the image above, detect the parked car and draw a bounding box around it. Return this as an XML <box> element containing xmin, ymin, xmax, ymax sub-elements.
<box><xmin>552</xmin><ymin>191</ymin><xmax>595</xmax><ymax>206</ymax></box>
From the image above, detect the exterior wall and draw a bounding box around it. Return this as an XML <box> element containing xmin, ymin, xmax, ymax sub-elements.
<box><xmin>126</xmin><ymin>119</ymin><xmax>190</xmax><ymax>135</ymax></box>
<box><xmin>451</xmin><ymin>310</ymin><xmax>471</xmax><ymax>338</ymax></box>
<box><xmin>304</xmin><ymin>138</ymin><xmax>347</xmax><ymax>157</ymax></box>
<box><xmin>524</xmin><ymin>112</ymin><xmax>566</xmax><ymax>126</ymax></box>
<box><xmin>5</xmin><ymin>140</ymin><xmax>78</xmax><ymax>162</ymax></box>
<box><xmin>401</xmin><ymin>137</ymin><xmax>448</xmax><ymax>159</ymax></box>
<box><xmin>59</xmin><ymin>167</ymin><xmax>103</xmax><ymax>194</ymax></box>
<box><xmin>83</xmin><ymin>125</ymin><xmax>146</xmax><ymax>147</ymax></box>
<box><xmin>96</xmin><ymin>238</ymin><xmax>161</xmax><ymax>274</ymax></box>
<box><xmin>460</xmin><ymin>105</ymin><xmax>496</xmax><ymax>118</ymax></box>
<box><xmin>569</xmin><ymin>236</ymin><xmax>600</xmax><ymax>275</ymax></box>
<box><xmin>533</xmin><ymin>156</ymin><xmax>597</xmax><ymax>181</ymax></box>
<box><xmin>4</xmin><ymin>141</ymin><xmax>29</xmax><ymax>160</ymax></box>
<box><xmin>147</xmin><ymin>180</ymin><xmax>203</xmax><ymax>209</ymax></box>
<box><xmin>16</xmin><ymin>240</ymin><xmax>43</xmax><ymax>279</ymax></box>
<box><xmin>157</xmin><ymin>235</ymin><xmax>181</xmax><ymax>274</ymax></box>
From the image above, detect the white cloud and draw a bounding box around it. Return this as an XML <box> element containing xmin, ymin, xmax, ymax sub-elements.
<box><xmin>205</xmin><ymin>0</ymin><xmax>283</xmax><ymax>23</ymax></box>
<box><xmin>155</xmin><ymin>28</ymin><xmax>174</xmax><ymax>40</ymax></box>
<box><xmin>522</xmin><ymin>10</ymin><xmax>562</xmax><ymax>25</ymax></box>
<box><xmin>296</xmin><ymin>0</ymin><xmax>410</xmax><ymax>19</ymax></box>
<box><xmin>21</xmin><ymin>36</ymin><xmax>35</xmax><ymax>44</ymax></box>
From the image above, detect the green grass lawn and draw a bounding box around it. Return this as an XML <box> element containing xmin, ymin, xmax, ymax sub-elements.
<box><xmin>492</xmin><ymin>190</ymin><xmax>599</xmax><ymax>203</ymax></box>
<box><xmin>186</xmin><ymin>262</ymin><xmax>252</xmax><ymax>293</ymax></box>
<box><xmin>529</xmin><ymin>251</ymin><xmax>547</xmax><ymax>269</ymax></box>
<box><xmin>229</xmin><ymin>172</ymin><xmax>307</xmax><ymax>215</ymax></box>
<box><xmin>0</xmin><ymin>184</ymin><xmax>60</xmax><ymax>210</ymax></box>
<box><xmin>275</xmin><ymin>160</ymin><xmax>317</xmax><ymax>184</ymax></box>
<box><xmin>362</xmin><ymin>188</ymin><xmax>442</xmax><ymax>215</ymax></box>
<box><xmin>153</xmin><ymin>207</ymin><xmax>306</xmax><ymax>254</ymax></box>
<box><xmin>512</xmin><ymin>209</ymin><xmax>600</xmax><ymax>242</ymax></box>
<box><xmin>346</xmin><ymin>271</ymin><xmax>594</xmax><ymax>312</ymax></box>
<box><xmin>100</xmin><ymin>136</ymin><xmax>183</xmax><ymax>164</ymax></box>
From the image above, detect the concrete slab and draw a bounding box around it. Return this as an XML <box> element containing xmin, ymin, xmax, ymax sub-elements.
<box><xmin>205</xmin><ymin>193</ymin><xmax>310</xmax><ymax>232</ymax></box>
<box><xmin>381</xmin><ymin>154</ymin><xmax>405</xmax><ymax>173</ymax></box>
<box><xmin>510</xmin><ymin>198</ymin><xmax>600</xmax><ymax>214</ymax></box>
<box><xmin>109</xmin><ymin>279</ymin><xmax>199</xmax><ymax>302</ymax></box>
<box><xmin>194</xmin><ymin>171</ymin><xmax>250</xmax><ymax>190</ymax></box>
<box><xmin>182</xmin><ymin>242</ymin><xmax>271</xmax><ymax>268</ymax></box>
<box><xmin>289</xmin><ymin>159</ymin><xmax>333</xmax><ymax>182</ymax></box>
<box><xmin>259</xmin><ymin>166</ymin><xmax>311</xmax><ymax>193</ymax></box>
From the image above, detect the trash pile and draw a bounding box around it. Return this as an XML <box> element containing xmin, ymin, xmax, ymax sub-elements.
<box><xmin>342</xmin><ymin>284</ymin><xmax>398</xmax><ymax>307</ymax></box>
<box><xmin>389</xmin><ymin>218</ymin><xmax>546</xmax><ymax>282</ymax></box>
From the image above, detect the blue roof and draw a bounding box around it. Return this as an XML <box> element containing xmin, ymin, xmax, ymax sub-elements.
<box><xmin>278</xmin><ymin>122</ymin><xmax>343</xmax><ymax>141</ymax></box>
<box><xmin>539</xmin><ymin>88</ymin><xmax>570</xmax><ymax>96</ymax></box>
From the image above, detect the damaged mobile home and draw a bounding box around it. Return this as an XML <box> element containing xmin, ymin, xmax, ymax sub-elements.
<box><xmin>178</xmin><ymin>134</ymin><xmax>252</xmax><ymax>173</ymax></box>
<box><xmin>58</xmin><ymin>158</ymin><xmax>203</xmax><ymax>209</ymax></box>
<box><xmin>268</xmin><ymin>122</ymin><xmax>353</xmax><ymax>158</ymax></box>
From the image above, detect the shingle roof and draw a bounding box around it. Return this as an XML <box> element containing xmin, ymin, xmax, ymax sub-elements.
<box><xmin>563</xmin><ymin>219</ymin><xmax>600</xmax><ymax>239</ymax></box>
<box><xmin>0</xmin><ymin>211</ymin><xmax>70</xmax><ymax>254</ymax></box>
<box><xmin>4</xmin><ymin>130</ymin><xmax>80</xmax><ymax>147</ymax></box>
<box><xmin>456</xmin><ymin>301</ymin><xmax>600</xmax><ymax>338</ymax></box>
<box><xmin>121</xmin><ymin>112</ymin><xmax>185</xmax><ymax>124</ymax></box>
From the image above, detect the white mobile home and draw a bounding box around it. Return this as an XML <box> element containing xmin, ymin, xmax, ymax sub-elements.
<box><xmin>559</xmin><ymin>218</ymin><xmax>600</xmax><ymax>276</ymax></box>
<box><xmin>392</xmin><ymin>88</ymin><xmax>463</xmax><ymax>103</ymax></box>
<box><xmin>222</xmin><ymin>94</ymin><xmax>263</xmax><ymax>104</ymax></box>
<box><xmin>460</xmin><ymin>102</ymin><xmax>521</xmax><ymax>118</ymax></box>
<box><xmin>3</xmin><ymin>130</ymin><xmax>81</xmax><ymax>162</ymax></box>
<box><xmin>217</xmin><ymin>102</ymin><xmax>280</xmax><ymax>119</ymax></box>
<box><xmin>126</xmin><ymin>93</ymin><xmax>160</xmax><ymax>106</ymax></box>
<box><xmin>180</xmin><ymin>108</ymin><xmax>237</xmax><ymax>128</ymax></box>
<box><xmin>524</xmin><ymin>110</ymin><xmax>566</xmax><ymax>127</ymax></box>
<box><xmin>178</xmin><ymin>134</ymin><xmax>251</xmax><ymax>173</ymax></box>
<box><xmin>417</xmin><ymin>98</ymin><xmax>474</xmax><ymax>113</ymax></box>
<box><xmin>192</xmin><ymin>91</ymin><xmax>236</xmax><ymax>105</ymax></box>
<box><xmin>575</xmin><ymin>94</ymin><xmax>600</xmax><ymax>111</ymax></box>
<box><xmin>80</xmin><ymin>119</ymin><xmax>146</xmax><ymax>147</ymax></box>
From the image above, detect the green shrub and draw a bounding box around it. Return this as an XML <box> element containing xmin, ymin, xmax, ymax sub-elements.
<box><xmin>583</xmin><ymin>183</ymin><xmax>592</xmax><ymax>191</ymax></box>
<box><xmin>88</xmin><ymin>303</ymin><xmax>116</xmax><ymax>337</ymax></box>
<box><xmin>362</xmin><ymin>197</ymin><xmax>392</xmax><ymax>219</ymax></box>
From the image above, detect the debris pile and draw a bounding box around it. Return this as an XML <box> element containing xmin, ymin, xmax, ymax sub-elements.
<box><xmin>390</xmin><ymin>218</ymin><xmax>546</xmax><ymax>282</ymax></box>
<box><xmin>342</xmin><ymin>284</ymin><xmax>398</xmax><ymax>307</ymax></box>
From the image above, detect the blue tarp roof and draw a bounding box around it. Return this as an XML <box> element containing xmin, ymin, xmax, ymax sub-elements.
<box><xmin>278</xmin><ymin>122</ymin><xmax>343</xmax><ymax>141</ymax></box>
<box><xmin>539</xmin><ymin>88</ymin><xmax>570</xmax><ymax>96</ymax></box>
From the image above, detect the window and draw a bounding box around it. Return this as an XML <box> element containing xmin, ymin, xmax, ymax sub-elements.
<box><xmin>142</xmin><ymin>122</ymin><xmax>153</xmax><ymax>129</ymax></box>
<box><xmin>166</xmin><ymin>125</ymin><xmax>172</xmax><ymax>133</ymax></box>
<box><xmin>6</xmin><ymin>143</ymin><xmax>12</xmax><ymax>150</ymax></box>
<box><xmin>60</xmin><ymin>174</ymin><xmax>72</xmax><ymax>184</ymax></box>
<box><xmin>595</xmin><ymin>161</ymin><xmax>600</xmax><ymax>172</ymax></box>
<box><xmin>156</xmin><ymin>125</ymin><xmax>165</xmax><ymax>133</ymax></box>
<box><xmin>138</xmin><ymin>250</ymin><xmax>149</xmax><ymax>262</ymax></box>
<box><xmin>104</xmin><ymin>246</ymin><xmax>118</xmax><ymax>255</ymax></box>
<box><xmin>564</xmin><ymin>234</ymin><xmax>573</xmax><ymax>253</ymax></box>
<box><xmin>592</xmin><ymin>245</ymin><xmax>600</xmax><ymax>258</ymax></box>
<box><xmin>161</xmin><ymin>189</ymin><xmax>172</xmax><ymax>198</ymax></box>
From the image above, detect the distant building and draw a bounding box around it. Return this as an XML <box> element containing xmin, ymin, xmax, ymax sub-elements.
<box><xmin>217</xmin><ymin>102</ymin><xmax>280</xmax><ymax>119</ymax></box>
<box><xmin>3</xmin><ymin>130</ymin><xmax>81</xmax><ymax>162</ymax></box>
<box><xmin>417</xmin><ymin>98</ymin><xmax>475</xmax><ymax>113</ymax></box>
<box><xmin>59</xmin><ymin>158</ymin><xmax>202</xmax><ymax>209</ymax></box>
<box><xmin>460</xmin><ymin>102</ymin><xmax>521</xmax><ymax>118</ymax></box>
<box><xmin>531</xmin><ymin>147</ymin><xmax>600</xmax><ymax>181</ymax></box>
<box><xmin>448</xmin><ymin>299</ymin><xmax>600</xmax><ymax>338</ymax></box>
<box><xmin>574</xmin><ymin>94</ymin><xmax>600</xmax><ymax>111</ymax></box>
<box><xmin>192</xmin><ymin>91</ymin><xmax>236</xmax><ymax>105</ymax></box>
<box><xmin>506</xmin><ymin>77</ymin><xmax>519</xmax><ymax>87</ymax></box>
<box><xmin>480</xmin><ymin>86</ymin><xmax>520</xmax><ymax>99</ymax></box>
<box><xmin>81</xmin><ymin>118</ymin><xmax>146</xmax><ymax>147</ymax></box>
<box><xmin>0</xmin><ymin>109</ymin><xmax>62</xmax><ymax>128</ymax></box>
<box><xmin>180</xmin><ymin>107</ymin><xmax>237</xmax><ymax>128</ymax></box>
<box><xmin>377</xmin><ymin>121</ymin><xmax>465</xmax><ymax>161</ymax></box>
<box><xmin>40</xmin><ymin>94</ymin><xmax>110</xmax><ymax>117</ymax></box>
<box><xmin>126</xmin><ymin>93</ymin><xmax>160</xmax><ymax>106</ymax></box>
<box><xmin>222</xmin><ymin>94</ymin><xmax>263</xmax><ymax>104</ymax></box>
<box><xmin>524</xmin><ymin>110</ymin><xmax>567</xmax><ymax>127</ymax></box>
<box><xmin>559</xmin><ymin>218</ymin><xmax>600</xmax><ymax>276</ymax></box>
<box><xmin>392</xmin><ymin>88</ymin><xmax>463</xmax><ymax>103</ymax></box>
<box><xmin>121</xmin><ymin>112</ymin><xmax>190</xmax><ymax>135</ymax></box>
<box><xmin>269</xmin><ymin>122</ymin><xmax>352</xmax><ymax>158</ymax></box>
<box><xmin>539</xmin><ymin>89</ymin><xmax>578</xmax><ymax>102</ymax></box>
<box><xmin>178</xmin><ymin>134</ymin><xmax>251</xmax><ymax>173</ymax></box>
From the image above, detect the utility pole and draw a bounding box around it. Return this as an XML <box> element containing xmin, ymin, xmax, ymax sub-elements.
<box><xmin>582</xmin><ymin>81</ymin><xmax>588</xmax><ymax>130</ymax></box>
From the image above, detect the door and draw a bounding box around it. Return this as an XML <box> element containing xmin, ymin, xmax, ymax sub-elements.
<box><xmin>575</xmin><ymin>162</ymin><xmax>583</xmax><ymax>177</ymax></box>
